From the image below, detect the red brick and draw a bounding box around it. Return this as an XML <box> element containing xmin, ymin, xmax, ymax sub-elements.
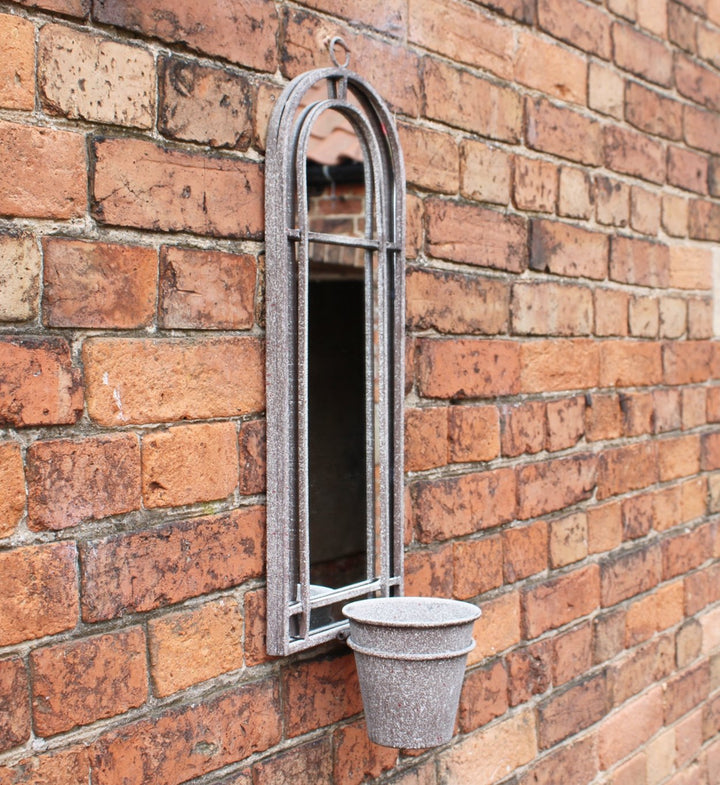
<box><xmin>668</xmin><ymin>146</ymin><xmax>709</xmax><ymax>195</ymax></box>
<box><xmin>282</xmin><ymin>11</ymin><xmax>420</xmax><ymax>116</ymax></box>
<box><xmin>26</xmin><ymin>434</ymin><xmax>140</xmax><ymax>531</ymax></box>
<box><xmin>80</xmin><ymin>507</ymin><xmax>264</xmax><ymax>621</ymax></box>
<box><xmin>404</xmin><ymin>543</ymin><xmax>454</xmax><ymax>597</ymax></box>
<box><xmin>453</xmin><ymin>536</ymin><xmax>503</xmax><ymax>599</ymax></box>
<box><xmin>613</xmin><ymin>21</ymin><xmax>673</xmax><ymax>85</ymax></box>
<box><xmin>426</xmin><ymin>198</ymin><xmax>528</xmax><ymax>272</ymax></box>
<box><xmin>0</xmin><ymin>748</ymin><xmax>90</xmax><ymax>785</ymax></box>
<box><xmin>501</xmin><ymin>400</ymin><xmax>546</xmax><ymax>457</ymax></box>
<box><xmin>599</xmin><ymin>686</ymin><xmax>663</xmax><ymax>769</ymax></box>
<box><xmin>283</xmin><ymin>652</ymin><xmax>361</xmax><ymax>737</ymax></box>
<box><xmin>538</xmin><ymin>0</ymin><xmax>611</xmax><ymax>57</ymax></box>
<box><xmin>0</xmin><ymin>543</ymin><xmax>78</xmax><ymax>646</ymax></box>
<box><xmin>448</xmin><ymin>404</ymin><xmax>501</xmax><ymax>463</ymax></box>
<box><xmin>158</xmin><ymin>57</ymin><xmax>253</xmax><ymax>149</ymax></box>
<box><xmin>600</xmin><ymin>340</ymin><xmax>663</xmax><ymax>387</ymax></box>
<box><xmin>408</xmin><ymin>0</ymin><xmax>514</xmax><ymax>79</ymax></box>
<box><xmin>398</xmin><ymin>122</ymin><xmax>459</xmax><ymax>194</ymax></box>
<box><xmin>520</xmin><ymin>339</ymin><xmax>601</xmax><ymax>393</ymax></box>
<box><xmin>159</xmin><ymin>246</ymin><xmax>256</xmax><ymax>329</ymax></box>
<box><xmin>405</xmin><ymin>406</ymin><xmax>448</xmax><ymax>472</ymax></box>
<box><xmin>550</xmin><ymin>511</ymin><xmax>588</xmax><ymax>567</ymax></box>
<box><xmin>469</xmin><ymin>591</ymin><xmax>521</xmax><ymax>664</ymax></box>
<box><xmin>585</xmin><ymin>392</ymin><xmax>623</xmax><ymax>441</ymax></box>
<box><xmin>546</xmin><ymin>396</ymin><xmax>585</xmax><ymax>451</ymax></box>
<box><xmin>664</xmin><ymin>661</ymin><xmax>711</xmax><ymax>723</ymax></box>
<box><xmin>411</xmin><ymin>467</ymin><xmax>516</xmax><ymax>543</ymax></box>
<box><xmin>513</xmin><ymin>156</ymin><xmax>558</xmax><ymax>213</ymax></box>
<box><xmin>31</xmin><ymin>628</ymin><xmax>146</xmax><ymax>737</ymax></box>
<box><xmin>537</xmin><ymin>673</ymin><xmax>608</xmax><ymax>748</ymax></box>
<box><xmin>39</xmin><ymin>24</ymin><xmax>154</xmax><ymax>128</ymax></box>
<box><xmin>621</xmin><ymin>493</ymin><xmax>654</xmax><ymax>540</ymax></box>
<box><xmin>84</xmin><ymin>336</ymin><xmax>263</xmax><ymax>425</ymax></box>
<box><xmin>0</xmin><ymin>657</ymin><xmax>30</xmax><ymax>753</ymax></box>
<box><xmin>699</xmin><ymin>19</ymin><xmax>720</xmax><ymax>67</ymax></box>
<box><xmin>689</xmin><ymin>198</ymin><xmax>720</xmax><ymax>241</ymax></box>
<box><xmin>677</xmin><ymin>708</ymin><xmax>704</xmax><ymax>765</ymax></box>
<box><xmin>406</xmin><ymin>193</ymin><xmax>424</xmax><ymax>259</ymax></box>
<box><xmin>406</xmin><ymin>267</ymin><xmax>510</xmax><ymax>335</ymax></box>
<box><xmin>685</xmin><ymin>104</ymin><xmax>720</xmax><ymax>155</ymax></box>
<box><xmin>665</xmin><ymin>340</ymin><xmax>714</xmax><ymax>385</ymax></box>
<box><xmin>658</xmin><ymin>434</ymin><xmax>701</xmax><ymax>481</ymax></box>
<box><xmin>0</xmin><ymin>442</ymin><xmax>24</xmax><ymax>539</ymax></box>
<box><xmin>654</xmin><ymin>388</ymin><xmax>682</xmax><ymax>432</ymax></box>
<box><xmin>596</xmin><ymin>175</ymin><xmax>631</xmax><ymax>228</ymax></box>
<box><xmin>523</xmin><ymin>564</ymin><xmax>600</xmax><ymax>638</ymax></box>
<box><xmin>0</xmin><ymin>120</ymin><xmax>85</xmax><ymax>219</ymax></box>
<box><xmin>662</xmin><ymin>522</ymin><xmax>713</xmax><ymax>580</ymax></box>
<box><xmin>681</xmin><ymin>477</ymin><xmax>707</xmax><ymax>523</ymax></box>
<box><xmin>415</xmin><ymin>338</ymin><xmax>520</xmax><ymax>399</ymax></box>
<box><xmin>685</xmin><ymin>563</ymin><xmax>720</xmax><ymax>615</ymax></box>
<box><xmin>688</xmin><ymin>296</ymin><xmax>713</xmax><ymax>339</ymax></box>
<box><xmin>668</xmin><ymin>0</ymin><xmax>698</xmax><ymax>51</ymax></box>
<box><xmin>476</xmin><ymin>0</ymin><xmax>535</xmax><ymax>22</ymax></box>
<box><xmin>595</xmin><ymin>289</ymin><xmax>629</xmax><ymax>337</ymax></box>
<box><xmin>559</xmin><ymin>166</ymin><xmax>594</xmax><ymax>220</ymax></box>
<box><xmin>518</xmin><ymin>454</ymin><xmax>597</xmax><ymax>519</ymax></box>
<box><xmin>702</xmin><ymin>431</ymin><xmax>720</xmax><ymax>471</ymax></box>
<box><xmin>0</xmin><ymin>232</ymin><xmax>41</xmax><ymax>323</ymax></box>
<box><xmin>238</xmin><ymin>419</ymin><xmax>265</xmax><ymax>496</ymax></box>
<box><xmin>43</xmin><ymin>238</ymin><xmax>156</xmax><ymax>329</ymax></box>
<box><xmin>588</xmin><ymin>500</ymin><xmax>623</xmax><ymax>554</ymax></box>
<box><xmin>625</xmin><ymin>81</ymin><xmax>683</xmax><ymax>140</ymax></box>
<box><xmin>516</xmin><ymin>736</ymin><xmax>597</xmax><ymax>785</ymax></box>
<box><xmin>660</xmin><ymin>296</ymin><xmax>688</xmax><ymax>338</ymax></box>
<box><xmin>506</xmin><ymin>641</ymin><xmax>551</xmax><ymax>706</ymax></box>
<box><xmin>0</xmin><ymin>14</ymin><xmax>34</xmax><ymax>111</ymax></box>
<box><xmin>461</xmin><ymin>139</ymin><xmax>512</xmax><ymax>205</ymax></box>
<box><xmin>630</xmin><ymin>187</ymin><xmax>661</xmax><ymax>237</ymax></box>
<box><xmin>296</xmin><ymin>0</ymin><xmax>406</xmax><ymax>35</ymax></box>
<box><xmin>91</xmin><ymin>681</ymin><xmax>281</xmax><ymax>785</ymax></box>
<box><xmin>704</xmin><ymin>692</ymin><xmax>720</xmax><ymax>741</ymax></box>
<box><xmin>93</xmin><ymin>0</ymin><xmax>277</xmax><ymax>71</ymax></box>
<box><xmin>552</xmin><ymin>623</ymin><xmax>593</xmax><ymax>686</ymax></box>
<box><xmin>676</xmin><ymin>54</ymin><xmax>720</xmax><ymax>112</ymax></box>
<box><xmin>625</xmin><ymin>582</ymin><xmax>684</xmax><ymax>645</ymax></box>
<box><xmin>598</xmin><ymin>441</ymin><xmax>658</xmax><ymax>499</ymax></box>
<box><xmin>589</xmin><ymin>61</ymin><xmax>625</xmax><ymax>119</ymax></box>
<box><xmin>515</xmin><ymin>30</ymin><xmax>587</xmax><ymax>105</ymax></box>
<box><xmin>512</xmin><ymin>281</ymin><xmax>593</xmax><ymax>336</ymax></box>
<box><xmin>93</xmin><ymin>137</ymin><xmax>262</xmax><ymax>238</ymax></box>
<box><xmin>526</xmin><ymin>97</ymin><xmax>603</xmax><ymax>165</ymax></box>
<box><xmin>148</xmin><ymin>598</ymin><xmax>243</xmax><ymax>697</ymax></box>
<box><xmin>600</xmin><ymin>543</ymin><xmax>661</xmax><ymax>606</ymax></box>
<box><xmin>256</xmin><ymin>738</ymin><xmax>332</xmax><ymax>785</ymax></box>
<box><xmin>604</xmin><ymin>124</ymin><xmax>666</xmax><ymax>183</ymax></box>
<box><xmin>593</xmin><ymin>609</ymin><xmax>627</xmax><ymax>664</ymax></box>
<box><xmin>241</xmin><ymin>588</ymin><xmax>270</xmax><ymax>669</ymax></box>
<box><xmin>458</xmin><ymin>660</ymin><xmax>508</xmax><ymax>732</ymax></box>
<box><xmin>424</xmin><ymin>57</ymin><xmax>521</xmax><ymax>142</ymax></box>
<box><xmin>503</xmin><ymin>521</ymin><xmax>548</xmax><ymax>583</ymax></box>
<box><xmin>610</xmin><ymin>637</ymin><xmax>673</xmax><ymax>706</ymax></box>
<box><xmin>611</xmin><ymin>235</ymin><xmax>670</xmax><ymax>287</ymax></box>
<box><xmin>333</xmin><ymin>720</ymin><xmax>397</xmax><ymax>785</ymax></box>
<box><xmin>663</xmin><ymin>193</ymin><xmax>689</xmax><ymax>236</ymax></box>
<box><xmin>530</xmin><ymin>221</ymin><xmax>608</xmax><ymax>280</ymax></box>
<box><xmin>13</xmin><ymin>0</ymin><xmax>88</xmax><ymax>13</ymax></box>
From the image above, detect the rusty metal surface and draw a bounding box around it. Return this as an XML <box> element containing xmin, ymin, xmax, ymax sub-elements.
<box><xmin>265</xmin><ymin>41</ymin><xmax>405</xmax><ymax>655</ymax></box>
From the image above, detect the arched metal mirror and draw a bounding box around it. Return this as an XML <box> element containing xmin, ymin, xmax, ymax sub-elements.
<box><xmin>265</xmin><ymin>39</ymin><xmax>405</xmax><ymax>655</ymax></box>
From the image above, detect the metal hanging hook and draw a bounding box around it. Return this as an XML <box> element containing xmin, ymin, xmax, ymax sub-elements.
<box><xmin>328</xmin><ymin>36</ymin><xmax>350</xmax><ymax>69</ymax></box>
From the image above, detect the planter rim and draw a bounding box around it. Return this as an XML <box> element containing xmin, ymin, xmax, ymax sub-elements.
<box><xmin>343</xmin><ymin>596</ymin><xmax>481</xmax><ymax>629</ymax></box>
<box><xmin>347</xmin><ymin>637</ymin><xmax>475</xmax><ymax>661</ymax></box>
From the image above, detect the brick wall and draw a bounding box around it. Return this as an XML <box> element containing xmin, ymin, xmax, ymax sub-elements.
<box><xmin>1</xmin><ymin>0</ymin><xmax>720</xmax><ymax>783</ymax></box>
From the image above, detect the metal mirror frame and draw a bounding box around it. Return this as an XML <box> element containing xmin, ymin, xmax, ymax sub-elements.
<box><xmin>265</xmin><ymin>41</ymin><xmax>406</xmax><ymax>656</ymax></box>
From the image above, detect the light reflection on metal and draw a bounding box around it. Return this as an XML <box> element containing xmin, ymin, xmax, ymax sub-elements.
<box><xmin>265</xmin><ymin>40</ymin><xmax>405</xmax><ymax>655</ymax></box>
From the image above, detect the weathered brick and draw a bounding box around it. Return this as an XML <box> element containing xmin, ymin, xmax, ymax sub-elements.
<box><xmin>594</xmin><ymin>609</ymin><xmax>626</xmax><ymax>664</ymax></box>
<box><xmin>531</xmin><ymin>220</ymin><xmax>609</xmax><ymax>280</ymax></box>
<box><xmin>604</xmin><ymin>124</ymin><xmax>666</xmax><ymax>183</ymax></box>
<box><xmin>43</xmin><ymin>238</ymin><xmax>156</xmax><ymax>329</ymax></box>
<box><xmin>599</xmin><ymin>686</ymin><xmax>663</xmax><ymax>769</ymax></box>
<box><xmin>613</xmin><ymin>21</ymin><xmax>672</xmax><ymax>85</ymax></box>
<box><xmin>0</xmin><ymin>748</ymin><xmax>90</xmax><ymax>785</ymax></box>
<box><xmin>585</xmin><ymin>392</ymin><xmax>623</xmax><ymax>441</ymax></box>
<box><xmin>503</xmin><ymin>521</ymin><xmax>548</xmax><ymax>582</ymax></box>
<box><xmin>668</xmin><ymin>0</ymin><xmax>697</xmax><ymax>52</ymax></box>
<box><xmin>596</xmin><ymin>175</ymin><xmax>630</xmax><ymax>227</ymax></box>
<box><xmin>515</xmin><ymin>30</ymin><xmax>587</xmax><ymax>105</ymax></box>
<box><xmin>409</xmin><ymin>0</ymin><xmax>514</xmax><ymax>80</ymax></box>
<box><xmin>283</xmin><ymin>652</ymin><xmax>362</xmax><ymax>737</ymax></box>
<box><xmin>513</xmin><ymin>156</ymin><xmax>558</xmax><ymax>213</ymax></box>
<box><xmin>660</xmin><ymin>297</ymin><xmax>688</xmax><ymax>338</ymax></box>
<box><xmin>461</xmin><ymin>139</ymin><xmax>511</xmax><ymax>205</ymax></box>
<box><xmin>415</xmin><ymin>338</ymin><xmax>520</xmax><ymax>399</ymax></box>
<box><xmin>668</xmin><ymin>145</ymin><xmax>709</xmax><ymax>195</ymax></box>
<box><xmin>93</xmin><ymin>0</ymin><xmax>277</xmax><ymax>71</ymax></box>
<box><xmin>625</xmin><ymin>81</ymin><xmax>683</xmax><ymax>140</ymax></box>
<box><xmin>91</xmin><ymin>681</ymin><xmax>281</xmax><ymax>785</ymax></box>
<box><xmin>158</xmin><ymin>57</ymin><xmax>253</xmax><ymax>149</ymax></box>
<box><xmin>294</xmin><ymin>0</ymin><xmax>406</xmax><ymax>36</ymax></box>
<box><xmin>516</xmin><ymin>735</ymin><xmax>597</xmax><ymax>785</ymax></box>
<box><xmin>0</xmin><ymin>657</ymin><xmax>30</xmax><ymax>753</ymax></box>
<box><xmin>0</xmin><ymin>121</ymin><xmax>85</xmax><ymax>219</ymax></box>
<box><xmin>518</xmin><ymin>454</ymin><xmax>597</xmax><ymax>520</ymax></box>
<box><xmin>546</xmin><ymin>395</ymin><xmax>585</xmax><ymax>451</ymax></box>
<box><xmin>526</xmin><ymin>97</ymin><xmax>603</xmax><ymax>165</ymax></box>
<box><xmin>404</xmin><ymin>543</ymin><xmax>454</xmax><ymax>597</ymax></box>
<box><xmin>552</xmin><ymin>622</ymin><xmax>593</xmax><ymax>685</ymax></box>
<box><xmin>689</xmin><ymin>198</ymin><xmax>720</xmax><ymax>241</ymax></box>
<box><xmin>0</xmin><ymin>338</ymin><xmax>82</xmax><ymax>428</ymax></box>
<box><xmin>501</xmin><ymin>400</ymin><xmax>546</xmax><ymax>457</ymax></box>
<box><xmin>448</xmin><ymin>404</ymin><xmax>501</xmax><ymax>464</ymax></box>
<box><xmin>698</xmin><ymin>19</ymin><xmax>720</xmax><ymax>67</ymax></box>
<box><xmin>520</xmin><ymin>339</ymin><xmax>601</xmax><ymax>392</ymax></box>
<box><xmin>13</xmin><ymin>0</ymin><xmax>88</xmax><ymax>15</ymax></box>
<box><xmin>476</xmin><ymin>0</ymin><xmax>535</xmax><ymax>22</ymax></box>
<box><xmin>630</xmin><ymin>186</ymin><xmax>661</xmax><ymax>236</ymax></box>
<box><xmin>31</xmin><ymin>628</ymin><xmax>147</xmax><ymax>736</ymax></box>
<box><xmin>621</xmin><ymin>492</ymin><xmax>653</xmax><ymax>540</ymax></box>
<box><xmin>688</xmin><ymin>296</ymin><xmax>713</xmax><ymax>339</ymax></box>
<box><xmin>662</xmin><ymin>522</ymin><xmax>713</xmax><ymax>580</ymax></box>
<box><xmin>398</xmin><ymin>122</ymin><xmax>459</xmax><ymax>194</ymax></box>
<box><xmin>404</xmin><ymin>406</ymin><xmax>447</xmax><ymax>472</ymax></box>
<box><xmin>664</xmin><ymin>661</ymin><xmax>711</xmax><ymax>723</ymax></box>
<box><xmin>588</xmin><ymin>500</ymin><xmax>623</xmax><ymax>554</ymax></box>
<box><xmin>92</xmin><ymin>137</ymin><xmax>262</xmax><ymax>238</ymax></box>
<box><xmin>468</xmin><ymin>591</ymin><xmax>521</xmax><ymax>664</ymax></box>
<box><xmin>611</xmin><ymin>236</ymin><xmax>670</xmax><ymax>288</ymax></box>
<box><xmin>512</xmin><ymin>280</ymin><xmax>593</xmax><ymax>336</ymax></box>
<box><xmin>628</xmin><ymin>295</ymin><xmax>659</xmax><ymax>338</ymax></box>
<box><xmin>625</xmin><ymin>582</ymin><xmax>684</xmax><ymax>645</ymax></box>
<box><xmin>550</xmin><ymin>512</ymin><xmax>588</xmax><ymax>568</ymax></box>
<box><xmin>0</xmin><ymin>442</ymin><xmax>24</xmax><ymax>539</ymax></box>
<box><xmin>243</xmin><ymin>588</ymin><xmax>269</xmax><ymax>668</ymax></box>
<box><xmin>438</xmin><ymin>710</ymin><xmax>537</xmax><ymax>785</ymax></box>
<box><xmin>589</xmin><ymin>61</ymin><xmax>624</xmax><ymax>119</ymax></box>
<box><xmin>506</xmin><ymin>641</ymin><xmax>551</xmax><ymax>706</ymax></box>
<box><xmin>600</xmin><ymin>543</ymin><xmax>661</xmax><ymax>606</ymax></box>
<box><xmin>0</xmin><ymin>14</ymin><xmax>34</xmax><ymax>110</ymax></box>
<box><xmin>654</xmin><ymin>390</ymin><xmax>684</xmax><ymax>435</ymax></box>
<box><xmin>601</xmin><ymin>340</ymin><xmax>663</xmax><ymax>387</ymax></box>
<box><xmin>685</xmin><ymin>104</ymin><xmax>720</xmax><ymax>155</ymax></box>
<box><xmin>458</xmin><ymin>660</ymin><xmax>508</xmax><ymax>732</ymax></box>
<box><xmin>453</xmin><ymin>536</ymin><xmax>503</xmax><ymax>599</ymax></box>
<box><xmin>159</xmin><ymin>246</ymin><xmax>256</xmax><ymax>330</ymax></box>
<box><xmin>411</xmin><ymin>467</ymin><xmax>516</xmax><ymax>543</ymax></box>
<box><xmin>662</xmin><ymin>193</ymin><xmax>689</xmax><ymax>236</ymax></box>
<box><xmin>558</xmin><ymin>167</ymin><xmax>594</xmax><ymax>220</ymax></box>
<box><xmin>537</xmin><ymin>673</ymin><xmax>607</xmax><ymax>748</ymax></box>
<box><xmin>426</xmin><ymin>198</ymin><xmax>528</xmax><ymax>272</ymax></box>
<box><xmin>0</xmin><ymin>543</ymin><xmax>78</xmax><ymax>646</ymax></box>
<box><xmin>523</xmin><ymin>564</ymin><xmax>600</xmax><ymax>638</ymax></box>
<box><xmin>406</xmin><ymin>193</ymin><xmax>424</xmax><ymax>259</ymax></box>
<box><xmin>677</xmin><ymin>708</ymin><xmax>704</xmax><ymax>764</ymax></box>
<box><xmin>664</xmin><ymin>340</ymin><xmax>714</xmax><ymax>385</ymax></box>
<box><xmin>84</xmin><ymin>337</ymin><xmax>264</xmax><ymax>425</ymax></box>
<box><xmin>611</xmin><ymin>638</ymin><xmax>673</xmax><ymax>706</ymax></box>
<box><xmin>39</xmin><ymin>25</ymin><xmax>154</xmax><ymax>128</ymax></box>
<box><xmin>595</xmin><ymin>289</ymin><xmax>629</xmax><ymax>336</ymax></box>
<box><xmin>658</xmin><ymin>434</ymin><xmax>701</xmax><ymax>482</ymax></box>
<box><xmin>406</xmin><ymin>267</ymin><xmax>509</xmax><ymax>335</ymax></box>
<box><xmin>424</xmin><ymin>57</ymin><xmax>521</xmax><ymax>141</ymax></box>
<box><xmin>0</xmin><ymin>233</ymin><xmax>41</xmax><ymax>323</ymax></box>
<box><xmin>256</xmin><ymin>738</ymin><xmax>332</xmax><ymax>785</ymax></box>
<box><xmin>676</xmin><ymin>54</ymin><xmax>720</xmax><ymax>112</ymax></box>
<box><xmin>148</xmin><ymin>599</ymin><xmax>243</xmax><ymax>697</ymax></box>
<box><xmin>80</xmin><ymin>507</ymin><xmax>264</xmax><ymax>621</ymax></box>
<box><xmin>538</xmin><ymin>0</ymin><xmax>612</xmax><ymax>57</ymax></box>
<box><xmin>334</xmin><ymin>721</ymin><xmax>397</xmax><ymax>784</ymax></box>
<box><xmin>238</xmin><ymin>419</ymin><xmax>265</xmax><ymax>496</ymax></box>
